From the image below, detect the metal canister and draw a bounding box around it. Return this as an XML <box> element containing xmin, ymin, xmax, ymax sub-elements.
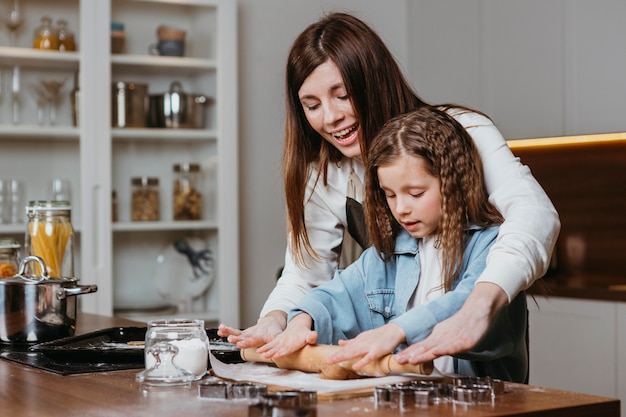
<box><xmin>24</xmin><ymin>201</ymin><xmax>74</xmax><ymax>277</ymax></box>
<box><xmin>112</xmin><ymin>81</ymin><xmax>149</xmax><ymax>127</ymax></box>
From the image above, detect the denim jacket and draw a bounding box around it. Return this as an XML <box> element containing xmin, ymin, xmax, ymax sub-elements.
<box><xmin>289</xmin><ymin>226</ymin><xmax>528</xmax><ymax>383</ymax></box>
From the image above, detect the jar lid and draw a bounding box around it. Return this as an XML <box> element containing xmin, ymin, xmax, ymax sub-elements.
<box><xmin>173</xmin><ymin>163</ymin><xmax>201</xmax><ymax>173</ymax></box>
<box><xmin>0</xmin><ymin>238</ymin><xmax>20</xmax><ymax>249</ymax></box>
<box><xmin>131</xmin><ymin>176</ymin><xmax>159</xmax><ymax>186</ymax></box>
<box><xmin>26</xmin><ymin>200</ymin><xmax>71</xmax><ymax>213</ymax></box>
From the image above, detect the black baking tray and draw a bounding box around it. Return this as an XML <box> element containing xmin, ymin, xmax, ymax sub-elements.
<box><xmin>28</xmin><ymin>327</ymin><xmax>244</xmax><ymax>365</ymax></box>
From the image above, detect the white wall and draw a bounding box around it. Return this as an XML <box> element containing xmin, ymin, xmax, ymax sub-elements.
<box><xmin>236</xmin><ymin>0</ymin><xmax>626</xmax><ymax>326</ymax></box>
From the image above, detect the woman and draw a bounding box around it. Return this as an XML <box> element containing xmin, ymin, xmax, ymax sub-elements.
<box><xmin>258</xmin><ymin>107</ymin><xmax>528</xmax><ymax>382</ymax></box>
<box><xmin>219</xmin><ymin>12</ymin><xmax>559</xmax><ymax>363</ymax></box>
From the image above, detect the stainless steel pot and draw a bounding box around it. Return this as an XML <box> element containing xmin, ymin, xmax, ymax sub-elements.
<box><xmin>148</xmin><ymin>81</ymin><xmax>212</xmax><ymax>129</ymax></box>
<box><xmin>0</xmin><ymin>256</ymin><xmax>97</xmax><ymax>344</ymax></box>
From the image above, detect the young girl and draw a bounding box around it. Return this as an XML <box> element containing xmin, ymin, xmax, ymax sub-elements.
<box><xmin>220</xmin><ymin>12</ymin><xmax>558</xmax><ymax>364</ymax></box>
<box><xmin>257</xmin><ymin>107</ymin><xmax>528</xmax><ymax>382</ymax></box>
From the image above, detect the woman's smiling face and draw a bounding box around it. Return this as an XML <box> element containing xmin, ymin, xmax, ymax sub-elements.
<box><xmin>298</xmin><ymin>60</ymin><xmax>361</xmax><ymax>158</ymax></box>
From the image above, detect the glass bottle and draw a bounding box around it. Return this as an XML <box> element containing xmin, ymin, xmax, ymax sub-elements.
<box><xmin>56</xmin><ymin>19</ymin><xmax>76</xmax><ymax>51</ymax></box>
<box><xmin>173</xmin><ymin>163</ymin><xmax>202</xmax><ymax>220</ymax></box>
<box><xmin>0</xmin><ymin>238</ymin><xmax>20</xmax><ymax>279</ymax></box>
<box><xmin>131</xmin><ymin>177</ymin><xmax>160</xmax><ymax>221</ymax></box>
<box><xmin>33</xmin><ymin>16</ymin><xmax>59</xmax><ymax>50</ymax></box>
<box><xmin>25</xmin><ymin>200</ymin><xmax>74</xmax><ymax>277</ymax></box>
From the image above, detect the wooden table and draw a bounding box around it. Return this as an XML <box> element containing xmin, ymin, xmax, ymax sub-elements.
<box><xmin>0</xmin><ymin>313</ymin><xmax>620</xmax><ymax>417</ymax></box>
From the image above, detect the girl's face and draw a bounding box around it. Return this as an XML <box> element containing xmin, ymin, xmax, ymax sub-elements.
<box><xmin>377</xmin><ymin>154</ymin><xmax>442</xmax><ymax>239</ymax></box>
<box><xmin>298</xmin><ymin>60</ymin><xmax>361</xmax><ymax>159</ymax></box>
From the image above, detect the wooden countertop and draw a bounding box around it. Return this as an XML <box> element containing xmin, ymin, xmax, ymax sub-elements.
<box><xmin>0</xmin><ymin>313</ymin><xmax>620</xmax><ymax>417</ymax></box>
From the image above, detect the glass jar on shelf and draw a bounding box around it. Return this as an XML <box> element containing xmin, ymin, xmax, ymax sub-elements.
<box><xmin>33</xmin><ymin>16</ymin><xmax>59</xmax><ymax>50</ymax></box>
<box><xmin>24</xmin><ymin>200</ymin><xmax>74</xmax><ymax>277</ymax></box>
<box><xmin>131</xmin><ymin>177</ymin><xmax>160</xmax><ymax>221</ymax></box>
<box><xmin>173</xmin><ymin>163</ymin><xmax>202</xmax><ymax>220</ymax></box>
<box><xmin>56</xmin><ymin>19</ymin><xmax>76</xmax><ymax>51</ymax></box>
<box><xmin>0</xmin><ymin>238</ymin><xmax>20</xmax><ymax>279</ymax></box>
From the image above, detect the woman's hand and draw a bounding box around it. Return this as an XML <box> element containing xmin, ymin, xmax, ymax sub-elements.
<box><xmin>256</xmin><ymin>313</ymin><xmax>317</xmax><ymax>359</ymax></box>
<box><xmin>394</xmin><ymin>282</ymin><xmax>508</xmax><ymax>364</ymax></box>
<box><xmin>217</xmin><ymin>310</ymin><xmax>287</xmax><ymax>349</ymax></box>
<box><xmin>326</xmin><ymin>323</ymin><xmax>405</xmax><ymax>370</ymax></box>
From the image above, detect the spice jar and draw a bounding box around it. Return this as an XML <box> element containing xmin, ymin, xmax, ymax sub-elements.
<box><xmin>56</xmin><ymin>19</ymin><xmax>76</xmax><ymax>51</ymax></box>
<box><xmin>173</xmin><ymin>163</ymin><xmax>202</xmax><ymax>220</ymax></box>
<box><xmin>131</xmin><ymin>177</ymin><xmax>160</xmax><ymax>221</ymax></box>
<box><xmin>33</xmin><ymin>16</ymin><xmax>59</xmax><ymax>50</ymax></box>
<box><xmin>24</xmin><ymin>200</ymin><xmax>74</xmax><ymax>277</ymax></box>
<box><xmin>0</xmin><ymin>238</ymin><xmax>20</xmax><ymax>279</ymax></box>
<box><xmin>111</xmin><ymin>22</ymin><xmax>125</xmax><ymax>54</ymax></box>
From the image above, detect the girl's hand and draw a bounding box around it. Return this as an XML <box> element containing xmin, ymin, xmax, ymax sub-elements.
<box><xmin>326</xmin><ymin>323</ymin><xmax>405</xmax><ymax>370</ymax></box>
<box><xmin>217</xmin><ymin>311</ymin><xmax>287</xmax><ymax>349</ymax></box>
<box><xmin>256</xmin><ymin>313</ymin><xmax>317</xmax><ymax>359</ymax></box>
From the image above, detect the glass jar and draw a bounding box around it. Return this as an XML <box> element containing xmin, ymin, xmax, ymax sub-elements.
<box><xmin>173</xmin><ymin>163</ymin><xmax>202</xmax><ymax>220</ymax></box>
<box><xmin>0</xmin><ymin>238</ymin><xmax>20</xmax><ymax>279</ymax></box>
<box><xmin>111</xmin><ymin>21</ymin><xmax>125</xmax><ymax>54</ymax></box>
<box><xmin>131</xmin><ymin>177</ymin><xmax>160</xmax><ymax>221</ymax></box>
<box><xmin>56</xmin><ymin>19</ymin><xmax>76</xmax><ymax>51</ymax></box>
<box><xmin>33</xmin><ymin>16</ymin><xmax>59</xmax><ymax>50</ymax></box>
<box><xmin>111</xmin><ymin>190</ymin><xmax>118</xmax><ymax>222</ymax></box>
<box><xmin>142</xmin><ymin>319</ymin><xmax>209</xmax><ymax>381</ymax></box>
<box><xmin>25</xmin><ymin>201</ymin><xmax>74</xmax><ymax>277</ymax></box>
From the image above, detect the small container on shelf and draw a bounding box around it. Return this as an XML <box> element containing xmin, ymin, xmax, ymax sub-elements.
<box><xmin>173</xmin><ymin>163</ymin><xmax>202</xmax><ymax>220</ymax></box>
<box><xmin>112</xmin><ymin>190</ymin><xmax>118</xmax><ymax>222</ymax></box>
<box><xmin>33</xmin><ymin>16</ymin><xmax>59</xmax><ymax>50</ymax></box>
<box><xmin>56</xmin><ymin>19</ymin><xmax>76</xmax><ymax>51</ymax></box>
<box><xmin>111</xmin><ymin>22</ymin><xmax>125</xmax><ymax>54</ymax></box>
<box><xmin>131</xmin><ymin>177</ymin><xmax>160</xmax><ymax>221</ymax></box>
<box><xmin>0</xmin><ymin>238</ymin><xmax>20</xmax><ymax>279</ymax></box>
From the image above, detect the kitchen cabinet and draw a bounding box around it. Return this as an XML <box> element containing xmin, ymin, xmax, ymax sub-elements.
<box><xmin>0</xmin><ymin>0</ymin><xmax>239</xmax><ymax>327</ymax></box>
<box><xmin>528</xmin><ymin>296</ymin><xmax>624</xmax><ymax>415</ymax></box>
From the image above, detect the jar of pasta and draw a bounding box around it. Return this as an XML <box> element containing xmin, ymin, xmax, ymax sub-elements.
<box><xmin>173</xmin><ymin>163</ymin><xmax>202</xmax><ymax>220</ymax></box>
<box><xmin>131</xmin><ymin>177</ymin><xmax>160</xmax><ymax>221</ymax></box>
<box><xmin>0</xmin><ymin>238</ymin><xmax>20</xmax><ymax>279</ymax></box>
<box><xmin>25</xmin><ymin>201</ymin><xmax>74</xmax><ymax>277</ymax></box>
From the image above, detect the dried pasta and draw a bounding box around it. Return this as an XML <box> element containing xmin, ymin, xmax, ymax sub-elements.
<box><xmin>28</xmin><ymin>220</ymin><xmax>73</xmax><ymax>277</ymax></box>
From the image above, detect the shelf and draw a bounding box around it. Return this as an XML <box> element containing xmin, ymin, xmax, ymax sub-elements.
<box><xmin>0</xmin><ymin>125</ymin><xmax>79</xmax><ymax>140</ymax></box>
<box><xmin>112</xmin><ymin>220</ymin><xmax>217</xmax><ymax>232</ymax></box>
<box><xmin>111</xmin><ymin>54</ymin><xmax>217</xmax><ymax>75</ymax></box>
<box><xmin>112</xmin><ymin>128</ymin><xmax>217</xmax><ymax>141</ymax></box>
<box><xmin>0</xmin><ymin>47</ymin><xmax>79</xmax><ymax>71</ymax></box>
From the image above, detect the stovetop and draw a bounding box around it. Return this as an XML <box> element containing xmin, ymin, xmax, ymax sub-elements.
<box><xmin>0</xmin><ymin>342</ymin><xmax>144</xmax><ymax>375</ymax></box>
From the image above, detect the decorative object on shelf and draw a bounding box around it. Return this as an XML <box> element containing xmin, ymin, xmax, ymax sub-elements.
<box><xmin>112</xmin><ymin>81</ymin><xmax>148</xmax><ymax>128</ymax></box>
<box><xmin>154</xmin><ymin>237</ymin><xmax>214</xmax><ymax>313</ymax></box>
<box><xmin>173</xmin><ymin>162</ymin><xmax>202</xmax><ymax>220</ymax></box>
<box><xmin>148</xmin><ymin>25</ymin><xmax>186</xmax><ymax>57</ymax></box>
<box><xmin>31</xmin><ymin>77</ymin><xmax>67</xmax><ymax>126</ymax></box>
<box><xmin>11</xmin><ymin>65</ymin><xmax>20</xmax><ymax>125</ymax></box>
<box><xmin>110</xmin><ymin>21</ymin><xmax>125</xmax><ymax>54</ymax></box>
<box><xmin>33</xmin><ymin>16</ymin><xmax>59</xmax><ymax>50</ymax></box>
<box><xmin>0</xmin><ymin>179</ymin><xmax>24</xmax><ymax>224</ymax></box>
<box><xmin>0</xmin><ymin>238</ymin><xmax>20</xmax><ymax>279</ymax></box>
<box><xmin>3</xmin><ymin>0</ymin><xmax>23</xmax><ymax>46</ymax></box>
<box><xmin>148</xmin><ymin>81</ymin><xmax>212</xmax><ymax>129</ymax></box>
<box><xmin>47</xmin><ymin>178</ymin><xmax>71</xmax><ymax>203</ymax></box>
<box><xmin>24</xmin><ymin>200</ymin><xmax>74</xmax><ymax>278</ymax></box>
<box><xmin>131</xmin><ymin>176</ymin><xmax>160</xmax><ymax>221</ymax></box>
<box><xmin>56</xmin><ymin>19</ymin><xmax>76</xmax><ymax>51</ymax></box>
<box><xmin>111</xmin><ymin>190</ymin><xmax>118</xmax><ymax>222</ymax></box>
<box><xmin>70</xmin><ymin>71</ymin><xmax>79</xmax><ymax>126</ymax></box>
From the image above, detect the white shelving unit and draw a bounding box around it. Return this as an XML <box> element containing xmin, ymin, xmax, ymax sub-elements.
<box><xmin>0</xmin><ymin>0</ymin><xmax>239</xmax><ymax>328</ymax></box>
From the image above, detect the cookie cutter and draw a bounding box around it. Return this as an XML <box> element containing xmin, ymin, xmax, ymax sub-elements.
<box><xmin>248</xmin><ymin>390</ymin><xmax>317</xmax><ymax>417</ymax></box>
<box><xmin>375</xmin><ymin>377</ymin><xmax>505</xmax><ymax>410</ymax></box>
<box><xmin>197</xmin><ymin>378</ymin><xmax>267</xmax><ymax>402</ymax></box>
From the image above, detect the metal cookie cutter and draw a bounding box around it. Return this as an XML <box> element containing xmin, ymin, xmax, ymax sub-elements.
<box><xmin>197</xmin><ymin>378</ymin><xmax>267</xmax><ymax>402</ymax></box>
<box><xmin>248</xmin><ymin>390</ymin><xmax>317</xmax><ymax>417</ymax></box>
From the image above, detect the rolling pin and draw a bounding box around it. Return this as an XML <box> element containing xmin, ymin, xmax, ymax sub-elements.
<box><xmin>240</xmin><ymin>344</ymin><xmax>434</xmax><ymax>380</ymax></box>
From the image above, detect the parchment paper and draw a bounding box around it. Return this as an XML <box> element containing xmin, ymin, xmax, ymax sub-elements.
<box><xmin>208</xmin><ymin>349</ymin><xmax>438</xmax><ymax>399</ymax></box>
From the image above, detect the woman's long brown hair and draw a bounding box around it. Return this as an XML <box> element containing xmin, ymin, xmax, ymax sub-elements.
<box><xmin>365</xmin><ymin>107</ymin><xmax>503</xmax><ymax>291</ymax></box>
